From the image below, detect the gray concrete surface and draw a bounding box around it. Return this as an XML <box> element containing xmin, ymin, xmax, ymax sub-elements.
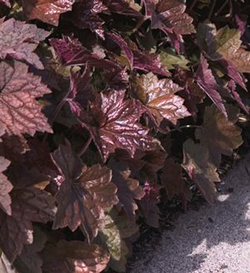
<box><xmin>130</xmin><ymin>154</ymin><xmax>250</xmax><ymax>273</ymax></box>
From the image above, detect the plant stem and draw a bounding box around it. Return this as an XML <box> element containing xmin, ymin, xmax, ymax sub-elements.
<box><xmin>42</xmin><ymin>98</ymin><xmax>68</xmax><ymax>143</ymax></box>
<box><xmin>188</xmin><ymin>0</ymin><xmax>198</xmax><ymax>12</ymax></box>
<box><xmin>78</xmin><ymin>135</ymin><xmax>93</xmax><ymax>157</ymax></box>
<box><xmin>168</xmin><ymin>125</ymin><xmax>201</xmax><ymax>134</ymax></box>
<box><xmin>208</xmin><ymin>0</ymin><xmax>217</xmax><ymax>20</ymax></box>
<box><xmin>214</xmin><ymin>1</ymin><xmax>228</xmax><ymax>17</ymax></box>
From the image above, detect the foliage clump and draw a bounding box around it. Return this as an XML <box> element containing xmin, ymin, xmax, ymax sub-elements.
<box><xmin>0</xmin><ymin>0</ymin><xmax>249</xmax><ymax>272</ymax></box>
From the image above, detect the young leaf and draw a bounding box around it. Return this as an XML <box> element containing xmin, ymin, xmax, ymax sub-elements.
<box><xmin>108</xmin><ymin>158</ymin><xmax>145</xmax><ymax>221</ymax></box>
<box><xmin>80</xmin><ymin>90</ymin><xmax>161</xmax><ymax>162</ymax></box>
<box><xmin>138</xmin><ymin>181</ymin><xmax>161</xmax><ymax>228</ymax></box>
<box><xmin>196</xmin><ymin>55</ymin><xmax>227</xmax><ymax>117</ymax></box>
<box><xmin>195</xmin><ymin>104</ymin><xmax>243</xmax><ymax>167</ymax></box>
<box><xmin>160</xmin><ymin>49</ymin><xmax>189</xmax><ymax>69</ymax></box>
<box><xmin>51</xmin><ymin>141</ymin><xmax>119</xmax><ymax>242</ymax></box>
<box><xmin>182</xmin><ymin>139</ymin><xmax>219</xmax><ymax>204</ymax></box>
<box><xmin>0</xmin><ymin>61</ymin><xmax>52</xmax><ymax>136</ymax></box>
<box><xmin>22</xmin><ymin>0</ymin><xmax>75</xmax><ymax>26</ymax></box>
<box><xmin>136</xmin><ymin>72</ymin><xmax>190</xmax><ymax>125</ymax></box>
<box><xmin>99</xmin><ymin>221</ymin><xmax>128</xmax><ymax>272</ymax></box>
<box><xmin>0</xmin><ymin>156</ymin><xmax>12</xmax><ymax>215</ymax></box>
<box><xmin>42</xmin><ymin>240</ymin><xmax>110</xmax><ymax>273</ymax></box>
<box><xmin>0</xmin><ymin>18</ymin><xmax>50</xmax><ymax>69</ymax></box>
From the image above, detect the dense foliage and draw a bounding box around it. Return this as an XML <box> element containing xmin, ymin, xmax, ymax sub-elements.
<box><xmin>0</xmin><ymin>0</ymin><xmax>249</xmax><ymax>272</ymax></box>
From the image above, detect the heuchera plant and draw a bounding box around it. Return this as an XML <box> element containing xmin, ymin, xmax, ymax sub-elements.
<box><xmin>0</xmin><ymin>0</ymin><xmax>249</xmax><ymax>272</ymax></box>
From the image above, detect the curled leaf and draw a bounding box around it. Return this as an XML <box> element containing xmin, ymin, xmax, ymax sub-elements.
<box><xmin>196</xmin><ymin>55</ymin><xmax>227</xmax><ymax>117</ymax></box>
<box><xmin>22</xmin><ymin>0</ymin><xmax>75</xmax><ymax>26</ymax></box>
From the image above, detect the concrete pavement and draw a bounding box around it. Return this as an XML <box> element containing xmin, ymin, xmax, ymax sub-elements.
<box><xmin>129</xmin><ymin>154</ymin><xmax>250</xmax><ymax>273</ymax></box>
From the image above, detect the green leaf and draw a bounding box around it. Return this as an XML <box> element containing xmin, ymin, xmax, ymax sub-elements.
<box><xmin>99</xmin><ymin>210</ymin><xmax>138</xmax><ymax>272</ymax></box>
<box><xmin>160</xmin><ymin>49</ymin><xmax>189</xmax><ymax>69</ymax></box>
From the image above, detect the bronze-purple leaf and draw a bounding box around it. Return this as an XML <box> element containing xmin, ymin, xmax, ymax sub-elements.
<box><xmin>51</xmin><ymin>141</ymin><xmax>118</xmax><ymax>242</ymax></box>
<box><xmin>0</xmin><ymin>61</ymin><xmax>52</xmax><ymax>136</ymax></box>
<box><xmin>81</xmin><ymin>90</ymin><xmax>161</xmax><ymax>162</ymax></box>
<box><xmin>22</xmin><ymin>0</ymin><xmax>76</xmax><ymax>26</ymax></box>
<box><xmin>108</xmin><ymin>158</ymin><xmax>145</xmax><ymax>221</ymax></box>
<box><xmin>136</xmin><ymin>72</ymin><xmax>190</xmax><ymax>125</ymax></box>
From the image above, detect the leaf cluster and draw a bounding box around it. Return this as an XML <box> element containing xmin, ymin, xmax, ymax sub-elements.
<box><xmin>0</xmin><ymin>0</ymin><xmax>249</xmax><ymax>272</ymax></box>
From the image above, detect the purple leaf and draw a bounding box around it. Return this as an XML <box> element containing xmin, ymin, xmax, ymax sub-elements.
<box><xmin>196</xmin><ymin>55</ymin><xmax>227</xmax><ymax>118</ymax></box>
<box><xmin>80</xmin><ymin>90</ymin><xmax>161</xmax><ymax>162</ymax></box>
<box><xmin>145</xmin><ymin>0</ymin><xmax>195</xmax><ymax>52</ymax></box>
<box><xmin>70</xmin><ymin>0</ymin><xmax>107</xmax><ymax>39</ymax></box>
<box><xmin>0</xmin><ymin>18</ymin><xmax>50</xmax><ymax>69</ymax></box>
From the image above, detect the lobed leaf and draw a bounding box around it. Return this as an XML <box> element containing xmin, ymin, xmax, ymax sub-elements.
<box><xmin>108</xmin><ymin>158</ymin><xmax>145</xmax><ymax>221</ymax></box>
<box><xmin>80</xmin><ymin>90</ymin><xmax>161</xmax><ymax>162</ymax></box>
<box><xmin>136</xmin><ymin>72</ymin><xmax>190</xmax><ymax>125</ymax></box>
<box><xmin>0</xmin><ymin>61</ymin><xmax>52</xmax><ymax>136</ymax></box>
<box><xmin>0</xmin><ymin>18</ymin><xmax>50</xmax><ymax>69</ymax></box>
<box><xmin>51</xmin><ymin>141</ymin><xmax>119</xmax><ymax>242</ymax></box>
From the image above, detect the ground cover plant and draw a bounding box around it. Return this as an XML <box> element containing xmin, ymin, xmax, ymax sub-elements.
<box><xmin>0</xmin><ymin>0</ymin><xmax>250</xmax><ymax>272</ymax></box>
